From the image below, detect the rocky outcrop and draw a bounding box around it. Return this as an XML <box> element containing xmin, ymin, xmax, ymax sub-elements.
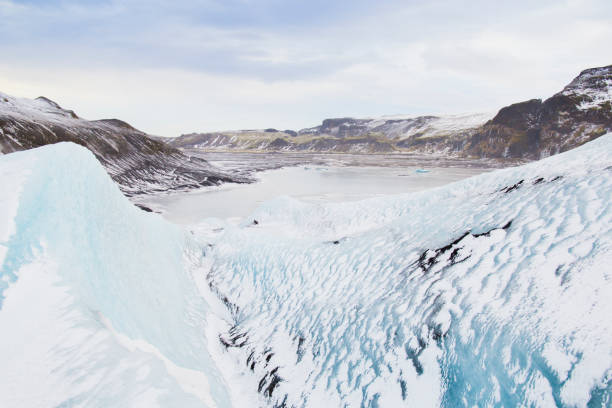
<box><xmin>462</xmin><ymin>65</ymin><xmax>612</xmax><ymax>159</ymax></box>
<box><xmin>0</xmin><ymin>93</ymin><xmax>248</xmax><ymax>196</ymax></box>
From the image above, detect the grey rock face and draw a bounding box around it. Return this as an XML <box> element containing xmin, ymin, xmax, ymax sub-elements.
<box><xmin>466</xmin><ymin>65</ymin><xmax>612</xmax><ymax>159</ymax></box>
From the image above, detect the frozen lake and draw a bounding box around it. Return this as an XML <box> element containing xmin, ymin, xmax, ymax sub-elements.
<box><xmin>144</xmin><ymin>164</ymin><xmax>491</xmax><ymax>224</ymax></box>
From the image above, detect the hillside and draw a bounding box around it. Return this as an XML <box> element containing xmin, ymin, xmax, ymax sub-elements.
<box><xmin>168</xmin><ymin>113</ymin><xmax>492</xmax><ymax>155</ymax></box>
<box><xmin>0</xmin><ymin>93</ymin><xmax>248</xmax><ymax>196</ymax></box>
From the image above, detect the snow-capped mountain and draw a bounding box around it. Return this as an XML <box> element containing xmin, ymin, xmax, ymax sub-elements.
<box><xmin>0</xmin><ymin>92</ymin><xmax>248</xmax><ymax>196</ymax></box>
<box><xmin>168</xmin><ymin>65</ymin><xmax>612</xmax><ymax>159</ymax></box>
<box><xmin>168</xmin><ymin>113</ymin><xmax>493</xmax><ymax>154</ymax></box>
<box><xmin>561</xmin><ymin>65</ymin><xmax>612</xmax><ymax>111</ymax></box>
<box><xmin>299</xmin><ymin>112</ymin><xmax>493</xmax><ymax>141</ymax></box>
<box><xmin>2</xmin><ymin>134</ymin><xmax>610</xmax><ymax>407</ymax></box>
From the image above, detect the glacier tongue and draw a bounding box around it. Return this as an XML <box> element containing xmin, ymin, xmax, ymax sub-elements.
<box><xmin>203</xmin><ymin>135</ymin><xmax>612</xmax><ymax>407</ymax></box>
<box><xmin>0</xmin><ymin>143</ymin><xmax>233</xmax><ymax>407</ymax></box>
<box><xmin>0</xmin><ymin>136</ymin><xmax>611</xmax><ymax>407</ymax></box>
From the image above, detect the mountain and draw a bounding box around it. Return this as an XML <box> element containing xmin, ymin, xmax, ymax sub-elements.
<box><xmin>0</xmin><ymin>92</ymin><xmax>248</xmax><ymax>196</ymax></box>
<box><xmin>1</xmin><ymin>135</ymin><xmax>611</xmax><ymax>407</ymax></box>
<box><xmin>466</xmin><ymin>65</ymin><xmax>612</xmax><ymax>159</ymax></box>
<box><xmin>167</xmin><ymin>113</ymin><xmax>492</xmax><ymax>154</ymax></box>
<box><xmin>167</xmin><ymin>65</ymin><xmax>612</xmax><ymax>159</ymax></box>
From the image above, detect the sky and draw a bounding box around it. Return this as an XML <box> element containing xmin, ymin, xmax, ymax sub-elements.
<box><xmin>0</xmin><ymin>0</ymin><xmax>611</xmax><ymax>136</ymax></box>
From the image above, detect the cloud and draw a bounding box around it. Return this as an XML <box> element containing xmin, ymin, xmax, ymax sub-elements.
<box><xmin>0</xmin><ymin>0</ymin><xmax>610</xmax><ymax>134</ymax></box>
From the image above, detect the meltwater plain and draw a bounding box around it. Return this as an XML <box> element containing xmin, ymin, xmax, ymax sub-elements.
<box><xmin>142</xmin><ymin>156</ymin><xmax>492</xmax><ymax>223</ymax></box>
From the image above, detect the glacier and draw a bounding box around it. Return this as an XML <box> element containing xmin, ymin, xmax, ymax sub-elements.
<box><xmin>201</xmin><ymin>135</ymin><xmax>612</xmax><ymax>407</ymax></box>
<box><xmin>0</xmin><ymin>143</ymin><xmax>234</xmax><ymax>407</ymax></box>
<box><xmin>0</xmin><ymin>135</ymin><xmax>611</xmax><ymax>407</ymax></box>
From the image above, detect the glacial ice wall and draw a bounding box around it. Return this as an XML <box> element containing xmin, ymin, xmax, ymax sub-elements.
<box><xmin>203</xmin><ymin>135</ymin><xmax>612</xmax><ymax>407</ymax></box>
<box><xmin>0</xmin><ymin>143</ymin><xmax>231</xmax><ymax>407</ymax></box>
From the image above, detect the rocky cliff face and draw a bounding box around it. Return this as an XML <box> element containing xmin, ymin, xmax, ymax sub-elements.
<box><xmin>167</xmin><ymin>65</ymin><xmax>612</xmax><ymax>159</ymax></box>
<box><xmin>463</xmin><ymin>65</ymin><xmax>612</xmax><ymax>159</ymax></box>
<box><xmin>0</xmin><ymin>93</ymin><xmax>248</xmax><ymax>196</ymax></box>
<box><xmin>168</xmin><ymin>113</ymin><xmax>491</xmax><ymax>154</ymax></box>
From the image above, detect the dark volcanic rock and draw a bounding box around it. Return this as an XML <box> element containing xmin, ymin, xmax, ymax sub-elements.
<box><xmin>490</xmin><ymin>99</ymin><xmax>543</xmax><ymax>130</ymax></box>
<box><xmin>296</xmin><ymin>136</ymin><xmax>395</xmax><ymax>153</ymax></box>
<box><xmin>464</xmin><ymin>65</ymin><xmax>612</xmax><ymax>159</ymax></box>
<box><xmin>268</xmin><ymin>138</ymin><xmax>292</xmax><ymax>149</ymax></box>
<box><xmin>319</xmin><ymin>118</ymin><xmax>371</xmax><ymax>138</ymax></box>
<box><xmin>0</xmin><ymin>92</ymin><xmax>248</xmax><ymax>196</ymax></box>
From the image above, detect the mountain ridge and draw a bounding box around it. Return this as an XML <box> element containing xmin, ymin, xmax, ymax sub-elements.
<box><xmin>166</xmin><ymin>64</ymin><xmax>612</xmax><ymax>159</ymax></box>
<box><xmin>0</xmin><ymin>92</ymin><xmax>249</xmax><ymax>196</ymax></box>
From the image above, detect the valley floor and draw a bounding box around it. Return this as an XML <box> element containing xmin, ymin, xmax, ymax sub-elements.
<box><xmin>139</xmin><ymin>160</ymin><xmax>491</xmax><ymax>223</ymax></box>
<box><xmin>188</xmin><ymin>150</ymin><xmax>510</xmax><ymax>174</ymax></box>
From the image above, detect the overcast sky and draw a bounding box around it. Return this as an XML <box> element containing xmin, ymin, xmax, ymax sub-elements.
<box><xmin>0</xmin><ymin>0</ymin><xmax>610</xmax><ymax>136</ymax></box>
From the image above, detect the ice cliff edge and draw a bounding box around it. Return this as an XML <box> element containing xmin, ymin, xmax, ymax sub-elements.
<box><xmin>0</xmin><ymin>142</ymin><xmax>232</xmax><ymax>407</ymax></box>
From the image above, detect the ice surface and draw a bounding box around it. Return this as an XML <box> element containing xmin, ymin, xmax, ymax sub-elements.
<box><xmin>201</xmin><ymin>135</ymin><xmax>612</xmax><ymax>407</ymax></box>
<box><xmin>1</xmin><ymin>135</ymin><xmax>612</xmax><ymax>407</ymax></box>
<box><xmin>0</xmin><ymin>143</ymin><xmax>233</xmax><ymax>407</ymax></box>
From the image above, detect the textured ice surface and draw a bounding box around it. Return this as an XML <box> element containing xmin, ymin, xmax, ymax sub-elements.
<box><xmin>1</xmin><ymin>136</ymin><xmax>611</xmax><ymax>407</ymax></box>
<box><xmin>0</xmin><ymin>143</ymin><xmax>232</xmax><ymax>407</ymax></box>
<box><xmin>201</xmin><ymin>135</ymin><xmax>612</xmax><ymax>407</ymax></box>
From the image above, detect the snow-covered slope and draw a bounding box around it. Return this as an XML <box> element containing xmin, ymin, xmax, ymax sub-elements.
<box><xmin>0</xmin><ymin>143</ymin><xmax>234</xmax><ymax>407</ymax></box>
<box><xmin>200</xmin><ymin>134</ymin><xmax>612</xmax><ymax>407</ymax></box>
<box><xmin>169</xmin><ymin>113</ymin><xmax>492</xmax><ymax>154</ymax></box>
<box><xmin>0</xmin><ymin>92</ymin><xmax>248</xmax><ymax>196</ymax></box>
<box><xmin>302</xmin><ymin>112</ymin><xmax>493</xmax><ymax>140</ymax></box>
<box><xmin>561</xmin><ymin>65</ymin><xmax>612</xmax><ymax>111</ymax></box>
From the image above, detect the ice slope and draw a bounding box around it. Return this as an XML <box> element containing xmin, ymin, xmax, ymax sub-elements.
<box><xmin>1</xmin><ymin>135</ymin><xmax>611</xmax><ymax>407</ymax></box>
<box><xmin>0</xmin><ymin>143</ymin><xmax>233</xmax><ymax>407</ymax></box>
<box><xmin>202</xmin><ymin>135</ymin><xmax>612</xmax><ymax>407</ymax></box>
